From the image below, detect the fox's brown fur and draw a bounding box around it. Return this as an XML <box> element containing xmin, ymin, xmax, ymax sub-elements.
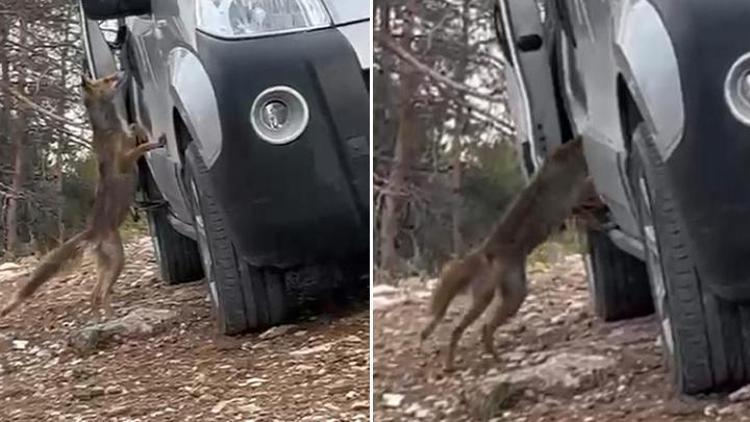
<box><xmin>420</xmin><ymin>137</ymin><xmax>595</xmax><ymax>370</ymax></box>
<box><xmin>0</xmin><ymin>71</ymin><xmax>163</xmax><ymax>318</ymax></box>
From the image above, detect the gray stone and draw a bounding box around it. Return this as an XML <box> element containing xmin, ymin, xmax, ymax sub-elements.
<box><xmin>730</xmin><ymin>384</ymin><xmax>750</xmax><ymax>402</ymax></box>
<box><xmin>68</xmin><ymin>307</ymin><xmax>177</xmax><ymax>353</ymax></box>
<box><xmin>258</xmin><ymin>324</ymin><xmax>296</xmax><ymax>340</ymax></box>
<box><xmin>483</xmin><ymin>352</ymin><xmax>616</xmax><ymax>396</ymax></box>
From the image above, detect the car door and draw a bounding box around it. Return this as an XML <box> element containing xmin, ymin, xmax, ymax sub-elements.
<box><xmin>127</xmin><ymin>3</ymin><xmax>193</xmax><ymax>221</ymax></box>
<box><xmin>493</xmin><ymin>0</ymin><xmax>565</xmax><ymax>180</ymax></box>
<box><xmin>79</xmin><ymin>2</ymin><xmax>118</xmax><ymax>79</ymax></box>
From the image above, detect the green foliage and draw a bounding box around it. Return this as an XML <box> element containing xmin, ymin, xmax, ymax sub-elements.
<box><xmin>459</xmin><ymin>142</ymin><xmax>526</xmax><ymax>245</ymax></box>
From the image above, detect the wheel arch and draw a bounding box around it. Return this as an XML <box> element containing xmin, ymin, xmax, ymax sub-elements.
<box><xmin>612</xmin><ymin>0</ymin><xmax>685</xmax><ymax>162</ymax></box>
<box><xmin>167</xmin><ymin>46</ymin><xmax>223</xmax><ymax>168</ymax></box>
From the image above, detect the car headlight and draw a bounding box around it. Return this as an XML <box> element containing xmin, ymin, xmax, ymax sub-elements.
<box><xmin>196</xmin><ymin>0</ymin><xmax>331</xmax><ymax>39</ymax></box>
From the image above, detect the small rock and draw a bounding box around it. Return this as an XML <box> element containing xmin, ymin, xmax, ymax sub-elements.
<box><xmin>351</xmin><ymin>400</ymin><xmax>369</xmax><ymax>410</ymax></box>
<box><xmin>704</xmin><ymin>403</ymin><xmax>719</xmax><ymax>417</ymax></box>
<box><xmin>211</xmin><ymin>399</ymin><xmax>236</xmax><ymax>414</ymax></box>
<box><xmin>106</xmin><ymin>404</ymin><xmax>132</xmax><ymax>416</ymax></box>
<box><xmin>549</xmin><ymin>314</ymin><xmax>566</xmax><ymax>325</ymax></box>
<box><xmin>12</xmin><ymin>340</ymin><xmax>28</xmax><ymax>350</ymax></box>
<box><xmin>503</xmin><ymin>351</ymin><xmax>526</xmax><ymax>363</ymax></box>
<box><xmin>730</xmin><ymin>384</ymin><xmax>750</xmax><ymax>402</ymax></box>
<box><xmin>0</xmin><ymin>262</ymin><xmax>22</xmax><ymax>272</ymax></box>
<box><xmin>345</xmin><ymin>391</ymin><xmax>358</xmax><ymax>400</ymax></box>
<box><xmin>482</xmin><ymin>352</ymin><xmax>616</xmax><ymax>396</ymax></box>
<box><xmin>72</xmin><ymin>384</ymin><xmax>105</xmax><ymax>401</ymax></box>
<box><xmin>237</xmin><ymin>403</ymin><xmax>261</xmax><ymax>413</ymax></box>
<box><xmin>341</xmin><ymin>335</ymin><xmax>362</xmax><ymax>344</ymax></box>
<box><xmin>373</xmin><ymin>295</ymin><xmax>408</xmax><ymax>312</ymax></box>
<box><xmin>373</xmin><ymin>284</ymin><xmax>399</xmax><ymax>296</ymax></box>
<box><xmin>290</xmin><ymin>342</ymin><xmax>333</xmax><ymax>356</ymax></box>
<box><xmin>68</xmin><ymin>307</ymin><xmax>177</xmax><ymax>353</ymax></box>
<box><xmin>237</xmin><ymin>377</ymin><xmax>266</xmax><ymax>387</ymax></box>
<box><xmin>104</xmin><ymin>385</ymin><xmax>122</xmax><ymax>395</ymax></box>
<box><xmin>404</xmin><ymin>402</ymin><xmax>429</xmax><ymax>418</ymax></box>
<box><xmin>258</xmin><ymin>324</ymin><xmax>296</xmax><ymax>340</ymax></box>
<box><xmin>719</xmin><ymin>403</ymin><xmax>744</xmax><ymax>415</ymax></box>
<box><xmin>381</xmin><ymin>393</ymin><xmax>404</xmax><ymax>408</ymax></box>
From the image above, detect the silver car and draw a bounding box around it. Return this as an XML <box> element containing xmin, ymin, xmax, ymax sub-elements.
<box><xmin>79</xmin><ymin>0</ymin><xmax>370</xmax><ymax>335</ymax></box>
<box><xmin>497</xmin><ymin>0</ymin><xmax>750</xmax><ymax>394</ymax></box>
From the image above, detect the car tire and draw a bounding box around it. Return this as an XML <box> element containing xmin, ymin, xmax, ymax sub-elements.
<box><xmin>137</xmin><ymin>160</ymin><xmax>204</xmax><ymax>285</ymax></box>
<box><xmin>184</xmin><ymin>143</ymin><xmax>292</xmax><ymax>334</ymax></box>
<box><xmin>585</xmin><ymin>228</ymin><xmax>653</xmax><ymax>322</ymax></box>
<box><xmin>629</xmin><ymin>123</ymin><xmax>750</xmax><ymax>394</ymax></box>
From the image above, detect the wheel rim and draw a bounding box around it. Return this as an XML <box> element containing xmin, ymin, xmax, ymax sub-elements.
<box><xmin>583</xmin><ymin>247</ymin><xmax>598</xmax><ymax>310</ymax></box>
<box><xmin>188</xmin><ymin>177</ymin><xmax>219</xmax><ymax>307</ymax></box>
<box><xmin>637</xmin><ymin>174</ymin><xmax>675</xmax><ymax>358</ymax></box>
<box><xmin>146</xmin><ymin>211</ymin><xmax>163</xmax><ymax>269</ymax></box>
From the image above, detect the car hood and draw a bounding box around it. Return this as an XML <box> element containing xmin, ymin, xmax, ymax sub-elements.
<box><xmin>322</xmin><ymin>0</ymin><xmax>369</xmax><ymax>25</ymax></box>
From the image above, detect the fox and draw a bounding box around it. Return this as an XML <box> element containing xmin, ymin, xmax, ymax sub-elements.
<box><xmin>0</xmin><ymin>71</ymin><xmax>163</xmax><ymax>318</ymax></box>
<box><xmin>419</xmin><ymin>137</ymin><xmax>596</xmax><ymax>370</ymax></box>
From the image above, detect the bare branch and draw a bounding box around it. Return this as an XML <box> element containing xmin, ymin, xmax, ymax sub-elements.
<box><xmin>376</xmin><ymin>32</ymin><xmax>504</xmax><ymax>104</ymax></box>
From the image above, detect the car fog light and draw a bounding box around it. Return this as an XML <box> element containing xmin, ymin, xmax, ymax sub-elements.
<box><xmin>724</xmin><ymin>52</ymin><xmax>750</xmax><ymax>126</ymax></box>
<box><xmin>250</xmin><ymin>86</ymin><xmax>309</xmax><ymax>145</ymax></box>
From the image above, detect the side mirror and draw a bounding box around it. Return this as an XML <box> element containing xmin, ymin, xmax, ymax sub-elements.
<box><xmin>81</xmin><ymin>0</ymin><xmax>151</xmax><ymax>20</ymax></box>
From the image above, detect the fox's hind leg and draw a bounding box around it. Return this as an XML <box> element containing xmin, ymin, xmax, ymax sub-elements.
<box><xmin>481</xmin><ymin>261</ymin><xmax>527</xmax><ymax>361</ymax></box>
<box><xmin>445</xmin><ymin>290</ymin><xmax>493</xmax><ymax>371</ymax></box>
<box><xmin>419</xmin><ymin>312</ymin><xmax>444</xmax><ymax>344</ymax></box>
<box><xmin>91</xmin><ymin>242</ymin><xmax>109</xmax><ymax>317</ymax></box>
<box><xmin>97</xmin><ymin>231</ymin><xmax>124</xmax><ymax>319</ymax></box>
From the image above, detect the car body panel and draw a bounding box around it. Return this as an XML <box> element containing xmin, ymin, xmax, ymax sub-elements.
<box><xmin>336</xmin><ymin>20</ymin><xmax>370</xmax><ymax>70</ymax></box>
<box><xmin>322</xmin><ymin>0</ymin><xmax>369</xmax><ymax>25</ymax></box>
<box><xmin>195</xmin><ymin>28</ymin><xmax>369</xmax><ymax>267</ymax></box>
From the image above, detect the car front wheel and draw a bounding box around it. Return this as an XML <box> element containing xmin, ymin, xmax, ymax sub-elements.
<box><xmin>184</xmin><ymin>143</ymin><xmax>291</xmax><ymax>334</ymax></box>
<box><xmin>629</xmin><ymin>123</ymin><xmax>750</xmax><ymax>394</ymax></box>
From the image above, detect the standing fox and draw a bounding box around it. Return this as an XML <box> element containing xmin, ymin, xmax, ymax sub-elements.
<box><xmin>420</xmin><ymin>137</ymin><xmax>596</xmax><ymax>370</ymax></box>
<box><xmin>0</xmin><ymin>71</ymin><xmax>163</xmax><ymax>318</ymax></box>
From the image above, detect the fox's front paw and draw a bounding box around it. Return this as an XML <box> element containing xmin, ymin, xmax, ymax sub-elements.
<box><xmin>130</xmin><ymin>124</ymin><xmax>149</xmax><ymax>145</ymax></box>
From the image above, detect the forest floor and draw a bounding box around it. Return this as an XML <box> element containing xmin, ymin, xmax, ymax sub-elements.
<box><xmin>0</xmin><ymin>236</ymin><xmax>369</xmax><ymax>422</ymax></box>
<box><xmin>374</xmin><ymin>253</ymin><xmax>750</xmax><ymax>422</ymax></box>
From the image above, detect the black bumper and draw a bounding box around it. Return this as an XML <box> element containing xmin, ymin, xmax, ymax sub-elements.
<box><xmin>196</xmin><ymin>28</ymin><xmax>369</xmax><ymax>268</ymax></box>
<box><xmin>651</xmin><ymin>0</ymin><xmax>750</xmax><ymax>300</ymax></box>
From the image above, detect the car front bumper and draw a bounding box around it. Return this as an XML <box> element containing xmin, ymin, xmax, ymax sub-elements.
<box><xmin>195</xmin><ymin>27</ymin><xmax>369</xmax><ymax>268</ymax></box>
<box><xmin>651</xmin><ymin>0</ymin><xmax>750</xmax><ymax>301</ymax></box>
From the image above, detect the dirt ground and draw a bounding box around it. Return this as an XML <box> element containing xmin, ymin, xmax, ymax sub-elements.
<box><xmin>374</xmin><ymin>254</ymin><xmax>750</xmax><ymax>422</ymax></box>
<box><xmin>0</xmin><ymin>236</ymin><xmax>369</xmax><ymax>422</ymax></box>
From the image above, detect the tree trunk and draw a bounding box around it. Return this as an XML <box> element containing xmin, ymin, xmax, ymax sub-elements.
<box><xmin>451</xmin><ymin>122</ymin><xmax>465</xmax><ymax>255</ymax></box>
<box><xmin>450</xmin><ymin>1</ymin><xmax>471</xmax><ymax>256</ymax></box>
<box><xmin>0</xmin><ymin>14</ymin><xmax>8</xmax><ymax>253</ymax></box>
<box><xmin>377</xmin><ymin>0</ymin><xmax>424</xmax><ymax>278</ymax></box>
<box><xmin>5</xmin><ymin>118</ymin><xmax>24</xmax><ymax>255</ymax></box>
<box><xmin>55</xmin><ymin>6</ymin><xmax>73</xmax><ymax>244</ymax></box>
<box><xmin>378</xmin><ymin>96</ymin><xmax>421</xmax><ymax>276</ymax></box>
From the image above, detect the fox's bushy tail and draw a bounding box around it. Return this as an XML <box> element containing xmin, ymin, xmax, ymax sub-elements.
<box><xmin>0</xmin><ymin>229</ymin><xmax>94</xmax><ymax>317</ymax></box>
<box><xmin>429</xmin><ymin>255</ymin><xmax>481</xmax><ymax>316</ymax></box>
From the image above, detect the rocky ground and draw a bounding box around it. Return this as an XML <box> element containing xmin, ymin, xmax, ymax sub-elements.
<box><xmin>374</xmin><ymin>254</ymin><xmax>750</xmax><ymax>421</ymax></box>
<box><xmin>0</xmin><ymin>236</ymin><xmax>369</xmax><ymax>422</ymax></box>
